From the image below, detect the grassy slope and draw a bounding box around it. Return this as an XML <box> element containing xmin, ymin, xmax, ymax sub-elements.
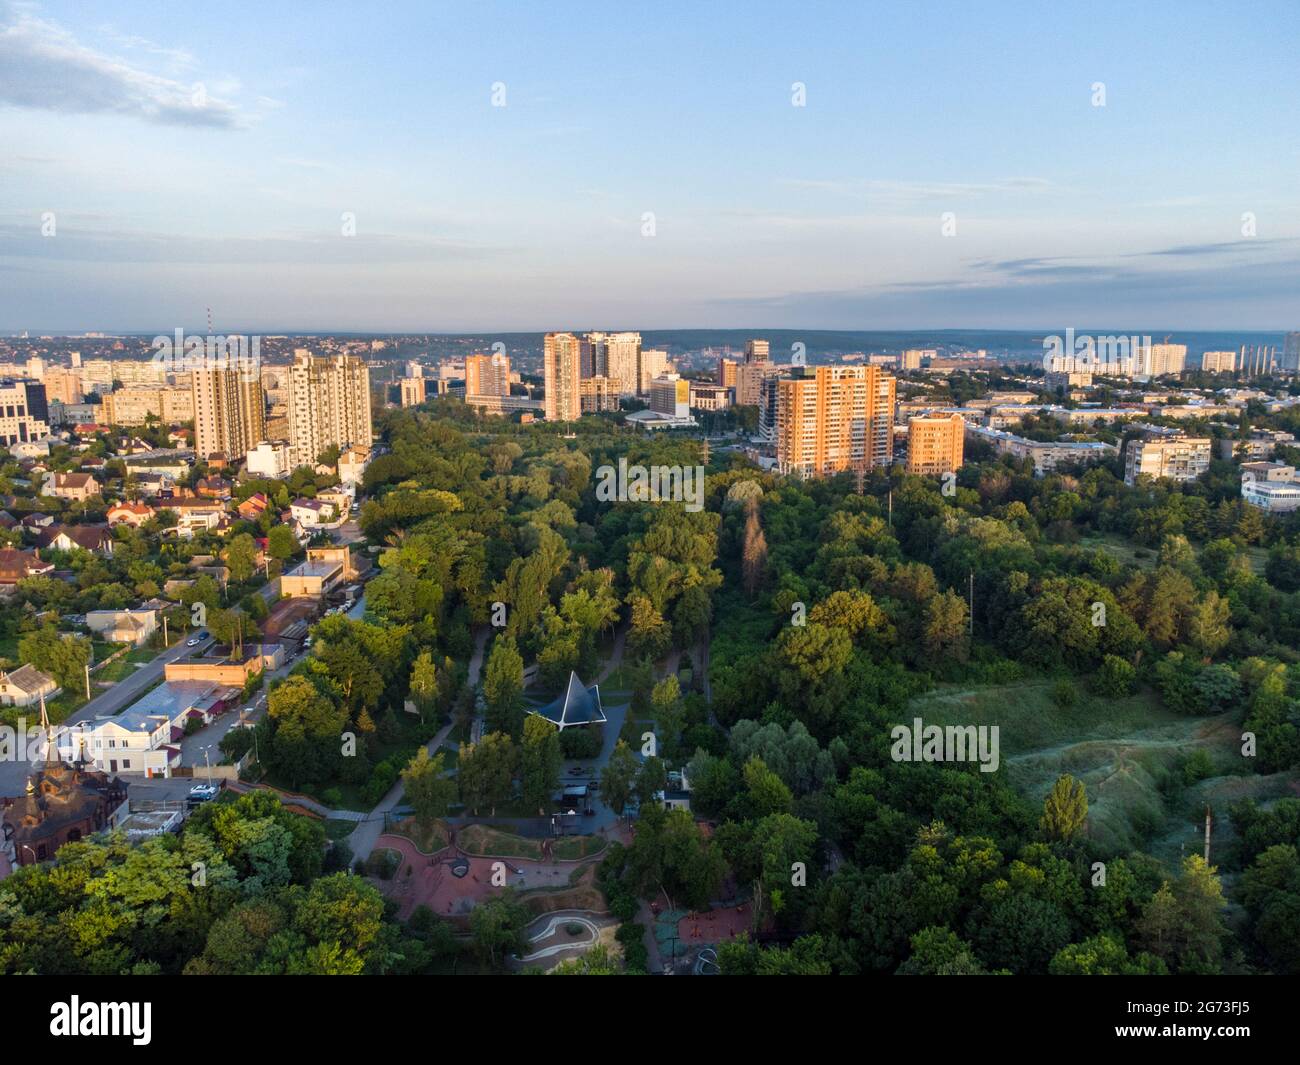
<box><xmin>908</xmin><ymin>678</ymin><xmax>1299</xmax><ymax>863</ymax></box>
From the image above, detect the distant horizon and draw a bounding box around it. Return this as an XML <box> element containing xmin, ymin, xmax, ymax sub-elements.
<box><xmin>2</xmin><ymin>1</ymin><xmax>1297</xmax><ymax>331</ymax></box>
<box><xmin>5</xmin><ymin>326</ymin><xmax>1295</xmax><ymax>340</ymax></box>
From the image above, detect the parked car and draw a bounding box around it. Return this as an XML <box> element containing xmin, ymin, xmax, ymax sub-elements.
<box><xmin>187</xmin><ymin>783</ymin><xmax>220</xmax><ymax>806</ymax></box>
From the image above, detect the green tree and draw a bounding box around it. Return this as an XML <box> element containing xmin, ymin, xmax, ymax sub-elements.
<box><xmin>401</xmin><ymin>748</ymin><xmax>457</xmax><ymax>828</ymax></box>
<box><xmin>483</xmin><ymin>635</ymin><xmax>524</xmax><ymax>737</ymax></box>
<box><xmin>1040</xmin><ymin>774</ymin><xmax>1088</xmax><ymax>842</ymax></box>
<box><xmin>520</xmin><ymin>715</ymin><xmax>562</xmax><ymax>814</ymax></box>
<box><xmin>458</xmin><ymin>732</ymin><xmax>516</xmax><ymax>816</ymax></box>
<box><xmin>600</xmin><ymin>740</ymin><xmax>639</xmax><ymax>819</ymax></box>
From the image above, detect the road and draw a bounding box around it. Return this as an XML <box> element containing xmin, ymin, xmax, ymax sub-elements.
<box><xmin>0</xmin><ymin>634</ymin><xmax>213</xmax><ymax>798</ymax></box>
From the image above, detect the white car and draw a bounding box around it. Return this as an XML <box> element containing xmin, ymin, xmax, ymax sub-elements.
<box><xmin>186</xmin><ymin>637</ymin><xmax>201</xmax><ymax>647</ymax></box>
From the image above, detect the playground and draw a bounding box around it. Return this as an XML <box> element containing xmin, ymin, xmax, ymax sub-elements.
<box><xmin>510</xmin><ymin>910</ymin><xmax>620</xmax><ymax>971</ymax></box>
<box><xmin>676</xmin><ymin>901</ymin><xmax>751</xmax><ymax>943</ymax></box>
<box><xmin>371</xmin><ymin>826</ymin><xmax>610</xmax><ymax>921</ymax></box>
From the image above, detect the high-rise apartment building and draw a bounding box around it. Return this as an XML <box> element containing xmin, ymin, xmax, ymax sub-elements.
<box><xmin>399</xmin><ymin>376</ymin><xmax>428</xmax><ymax>408</ymax></box>
<box><xmin>192</xmin><ymin>368</ymin><xmax>265</xmax><ymax>461</ymax></box>
<box><xmin>579</xmin><ymin>375</ymin><xmax>618</xmax><ymax>413</ymax></box>
<box><xmin>587</xmin><ymin>332</ymin><xmax>641</xmax><ymax>395</ymax></box>
<box><xmin>907</xmin><ymin>414</ymin><xmax>965</xmax><ymax>476</ymax></box>
<box><xmin>543</xmin><ymin>332</ymin><xmax>582</xmax><ymax>421</ymax></box>
<box><xmin>1281</xmin><ymin>332</ymin><xmax>1300</xmax><ymax>374</ymax></box>
<box><xmin>465</xmin><ymin>352</ymin><xmax>511</xmax><ymax>397</ymax></box>
<box><xmin>0</xmin><ymin>380</ymin><xmax>50</xmax><ymax>446</ymax></box>
<box><xmin>286</xmin><ymin>352</ymin><xmax>372</xmax><ymax>468</ymax></box>
<box><xmin>104</xmin><ymin>387</ymin><xmax>194</xmax><ymax>426</ymax></box>
<box><xmin>1200</xmin><ymin>350</ymin><xmax>1237</xmax><ymax>373</ymax></box>
<box><xmin>744</xmin><ymin>339</ymin><xmax>770</xmax><ymax>365</ymax></box>
<box><xmin>736</xmin><ymin>361</ymin><xmax>786</xmax><ymax>406</ymax></box>
<box><xmin>1140</xmin><ymin>342</ymin><xmax>1188</xmax><ymax>377</ymax></box>
<box><xmin>42</xmin><ymin>367</ymin><xmax>84</xmax><ymax>405</ymax></box>
<box><xmin>638</xmin><ymin>349</ymin><xmax>669</xmax><ymax>394</ymax></box>
<box><xmin>901</xmin><ymin>349</ymin><xmax>924</xmax><ymax>371</ymax></box>
<box><xmin>717</xmin><ymin>357</ymin><xmax>738</xmax><ymax>389</ymax></box>
<box><xmin>775</xmin><ymin>365</ymin><xmax>895</xmax><ymax>477</ymax></box>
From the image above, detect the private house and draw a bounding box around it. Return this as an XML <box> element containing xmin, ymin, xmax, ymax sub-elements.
<box><xmin>0</xmin><ymin>664</ymin><xmax>60</xmax><ymax>707</ymax></box>
<box><xmin>41</xmin><ymin>471</ymin><xmax>101</xmax><ymax>501</ymax></box>
<box><xmin>317</xmin><ymin>486</ymin><xmax>353</xmax><ymax>516</ymax></box>
<box><xmin>85</xmin><ymin>608</ymin><xmax>159</xmax><ymax>647</ymax></box>
<box><xmin>168</xmin><ymin>499</ymin><xmax>227</xmax><ymax>537</ymax></box>
<box><xmin>0</xmin><ymin>547</ymin><xmax>55</xmax><ymax>587</ymax></box>
<box><xmin>529</xmin><ymin>672</ymin><xmax>607</xmax><ymax>731</ymax></box>
<box><xmin>132</xmin><ymin>472</ymin><xmax>176</xmax><ymax>498</ymax></box>
<box><xmin>35</xmin><ymin>524</ymin><xmax>115</xmax><ymax>557</ymax></box>
<box><xmin>10</xmin><ymin>438</ymin><xmax>52</xmax><ymax>460</ymax></box>
<box><xmin>56</xmin><ymin>679</ymin><xmax>238</xmax><ymax>778</ymax></box>
<box><xmin>1</xmin><ymin>762</ymin><xmax>128</xmax><ymax>866</ymax></box>
<box><xmin>290</xmin><ymin>498</ymin><xmax>336</xmax><ymax>527</ymax></box>
<box><xmin>20</xmin><ymin>512</ymin><xmax>54</xmax><ymax>530</ymax></box>
<box><xmin>237</xmin><ymin>492</ymin><xmax>270</xmax><ymax>522</ymax></box>
<box><xmin>106</xmin><ymin>501</ymin><xmax>155</xmax><ymax>526</ymax></box>
<box><xmin>337</xmin><ymin>445</ymin><xmax>371</xmax><ymax>486</ymax></box>
<box><xmin>197</xmin><ymin>476</ymin><xmax>232</xmax><ymax>500</ymax></box>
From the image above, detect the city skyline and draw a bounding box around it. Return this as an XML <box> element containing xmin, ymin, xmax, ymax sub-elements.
<box><xmin>2</xmin><ymin>0</ymin><xmax>1298</xmax><ymax>333</ymax></box>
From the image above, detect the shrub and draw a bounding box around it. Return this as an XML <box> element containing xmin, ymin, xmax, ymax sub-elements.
<box><xmin>1051</xmin><ymin>679</ymin><xmax>1077</xmax><ymax>709</ymax></box>
<box><xmin>1092</xmin><ymin>655</ymin><xmax>1137</xmax><ymax>697</ymax></box>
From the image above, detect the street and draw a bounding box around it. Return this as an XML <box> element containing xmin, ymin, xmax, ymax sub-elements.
<box><xmin>0</xmin><ymin>633</ymin><xmax>213</xmax><ymax>798</ymax></box>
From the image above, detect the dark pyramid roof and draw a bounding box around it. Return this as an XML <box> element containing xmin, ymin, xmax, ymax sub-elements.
<box><xmin>532</xmin><ymin>671</ymin><xmax>606</xmax><ymax>729</ymax></box>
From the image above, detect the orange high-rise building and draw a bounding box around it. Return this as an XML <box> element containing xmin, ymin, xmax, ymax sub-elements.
<box><xmin>543</xmin><ymin>333</ymin><xmax>582</xmax><ymax>421</ymax></box>
<box><xmin>465</xmin><ymin>352</ymin><xmax>511</xmax><ymax>397</ymax></box>
<box><xmin>906</xmin><ymin>414</ymin><xmax>965</xmax><ymax>476</ymax></box>
<box><xmin>775</xmin><ymin>365</ymin><xmax>895</xmax><ymax>477</ymax></box>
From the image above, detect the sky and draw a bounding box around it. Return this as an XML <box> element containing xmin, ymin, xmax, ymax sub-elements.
<box><xmin>1</xmin><ymin>0</ymin><xmax>1298</xmax><ymax>334</ymax></box>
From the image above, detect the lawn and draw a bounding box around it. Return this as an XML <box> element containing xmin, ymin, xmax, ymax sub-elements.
<box><xmin>907</xmin><ymin>675</ymin><xmax>1294</xmax><ymax>859</ymax></box>
<box><xmin>1081</xmin><ymin>533</ymin><xmax>1268</xmax><ymax>576</ymax></box>
<box><xmin>458</xmin><ymin>824</ymin><xmax>543</xmax><ymax>859</ymax></box>
<box><xmin>551</xmin><ymin>835</ymin><xmax>608</xmax><ymax>861</ymax></box>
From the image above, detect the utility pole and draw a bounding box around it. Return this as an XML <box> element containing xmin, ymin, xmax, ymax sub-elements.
<box><xmin>162</xmin><ymin>613</ymin><xmax>168</xmax><ymax>647</ymax></box>
<box><xmin>84</xmin><ymin>661</ymin><xmax>91</xmax><ymax>700</ymax></box>
<box><xmin>1204</xmin><ymin>804</ymin><xmax>1213</xmax><ymax>864</ymax></box>
<box><xmin>887</xmin><ymin>488</ymin><xmax>893</xmax><ymax>526</ymax></box>
<box><xmin>968</xmin><ymin>572</ymin><xmax>974</xmax><ymax>636</ymax></box>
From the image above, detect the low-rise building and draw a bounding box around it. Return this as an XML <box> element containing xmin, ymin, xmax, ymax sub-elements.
<box><xmin>85</xmin><ymin>608</ymin><xmax>158</xmax><ymax>647</ymax></box>
<box><xmin>106</xmin><ymin>501</ymin><xmax>155</xmax><ymax>527</ymax></box>
<box><xmin>0</xmin><ymin>547</ymin><xmax>55</xmax><ymax>587</ymax></box>
<box><xmin>280</xmin><ymin>557</ymin><xmax>345</xmax><ymax>598</ymax></box>
<box><xmin>1124</xmin><ymin>431</ymin><xmax>1213</xmax><ymax>485</ymax></box>
<box><xmin>0</xmin><ymin>664</ymin><xmax>60</xmax><ymax>707</ymax></box>
<box><xmin>245</xmin><ymin>440</ymin><xmax>293</xmax><ymax>479</ymax></box>
<box><xmin>35</xmin><ymin>524</ymin><xmax>115</xmax><ymax>557</ymax></box>
<box><xmin>41</xmin><ymin>471</ymin><xmax>100</xmax><ymax>501</ymax></box>
<box><xmin>1240</xmin><ymin>462</ymin><xmax>1300</xmax><ymax>513</ymax></box>
<box><xmin>290</xmin><ymin>498</ymin><xmax>336</xmax><ymax>527</ymax></box>
<box><xmin>966</xmin><ymin>424</ymin><xmax>1118</xmax><ymax>476</ymax></box>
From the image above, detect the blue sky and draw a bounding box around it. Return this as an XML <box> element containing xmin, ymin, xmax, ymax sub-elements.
<box><xmin>1</xmin><ymin>0</ymin><xmax>1298</xmax><ymax>332</ymax></box>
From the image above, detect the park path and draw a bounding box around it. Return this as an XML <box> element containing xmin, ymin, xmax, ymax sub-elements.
<box><xmin>595</xmin><ymin>624</ymin><xmax>627</xmax><ymax>685</ymax></box>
